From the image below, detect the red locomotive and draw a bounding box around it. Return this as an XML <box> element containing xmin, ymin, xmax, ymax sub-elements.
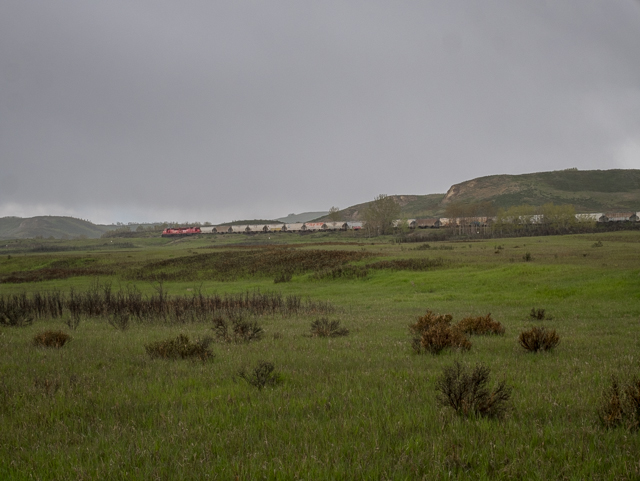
<box><xmin>161</xmin><ymin>226</ymin><xmax>202</xmax><ymax>237</ymax></box>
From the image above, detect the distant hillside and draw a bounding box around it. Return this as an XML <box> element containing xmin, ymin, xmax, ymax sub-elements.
<box><xmin>0</xmin><ymin>216</ymin><xmax>111</xmax><ymax>240</ymax></box>
<box><xmin>329</xmin><ymin>169</ymin><xmax>640</xmax><ymax>221</ymax></box>
<box><xmin>440</xmin><ymin>169</ymin><xmax>640</xmax><ymax>213</ymax></box>
<box><xmin>276</xmin><ymin>211</ymin><xmax>329</xmax><ymax>223</ymax></box>
<box><xmin>315</xmin><ymin>195</ymin><xmax>445</xmax><ymax>222</ymax></box>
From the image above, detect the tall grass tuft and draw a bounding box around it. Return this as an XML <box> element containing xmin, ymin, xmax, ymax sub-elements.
<box><xmin>310</xmin><ymin>318</ymin><xmax>349</xmax><ymax>337</ymax></box>
<box><xmin>599</xmin><ymin>376</ymin><xmax>640</xmax><ymax>430</ymax></box>
<box><xmin>435</xmin><ymin>361</ymin><xmax>512</xmax><ymax>419</ymax></box>
<box><xmin>518</xmin><ymin>326</ymin><xmax>560</xmax><ymax>352</ymax></box>
<box><xmin>238</xmin><ymin>360</ymin><xmax>281</xmax><ymax>390</ymax></box>
<box><xmin>212</xmin><ymin>316</ymin><xmax>264</xmax><ymax>343</ymax></box>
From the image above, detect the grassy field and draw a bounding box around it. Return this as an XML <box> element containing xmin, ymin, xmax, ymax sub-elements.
<box><xmin>1</xmin><ymin>231</ymin><xmax>639</xmax><ymax>479</ymax></box>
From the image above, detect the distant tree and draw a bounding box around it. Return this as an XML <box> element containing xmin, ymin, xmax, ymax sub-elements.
<box><xmin>328</xmin><ymin>206</ymin><xmax>341</xmax><ymax>222</ymax></box>
<box><xmin>363</xmin><ymin>194</ymin><xmax>401</xmax><ymax>236</ymax></box>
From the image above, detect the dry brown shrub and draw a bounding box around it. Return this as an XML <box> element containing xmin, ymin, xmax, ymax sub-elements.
<box><xmin>599</xmin><ymin>376</ymin><xmax>640</xmax><ymax>430</ymax></box>
<box><xmin>145</xmin><ymin>334</ymin><xmax>214</xmax><ymax>361</ymax></box>
<box><xmin>310</xmin><ymin>318</ymin><xmax>349</xmax><ymax>337</ymax></box>
<box><xmin>32</xmin><ymin>330</ymin><xmax>71</xmax><ymax>348</ymax></box>
<box><xmin>456</xmin><ymin>314</ymin><xmax>505</xmax><ymax>335</ymax></box>
<box><xmin>435</xmin><ymin>361</ymin><xmax>512</xmax><ymax>418</ymax></box>
<box><xmin>409</xmin><ymin>312</ymin><xmax>471</xmax><ymax>354</ymax></box>
<box><xmin>518</xmin><ymin>326</ymin><xmax>559</xmax><ymax>352</ymax></box>
<box><xmin>409</xmin><ymin>311</ymin><xmax>453</xmax><ymax>335</ymax></box>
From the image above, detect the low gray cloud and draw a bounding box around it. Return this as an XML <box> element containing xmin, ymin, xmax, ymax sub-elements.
<box><xmin>1</xmin><ymin>1</ymin><xmax>639</xmax><ymax>224</ymax></box>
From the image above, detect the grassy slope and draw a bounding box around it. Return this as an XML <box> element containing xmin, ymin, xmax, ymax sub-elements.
<box><xmin>440</xmin><ymin>169</ymin><xmax>640</xmax><ymax>213</ymax></box>
<box><xmin>0</xmin><ymin>216</ymin><xmax>110</xmax><ymax>240</ymax></box>
<box><xmin>1</xmin><ymin>232</ymin><xmax>640</xmax><ymax>478</ymax></box>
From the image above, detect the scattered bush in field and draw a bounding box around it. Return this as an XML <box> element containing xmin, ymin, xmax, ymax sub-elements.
<box><xmin>65</xmin><ymin>312</ymin><xmax>81</xmax><ymax>331</ymax></box>
<box><xmin>212</xmin><ymin>316</ymin><xmax>263</xmax><ymax>343</ymax></box>
<box><xmin>456</xmin><ymin>314</ymin><xmax>505</xmax><ymax>335</ymax></box>
<box><xmin>592</xmin><ymin>240</ymin><xmax>603</xmax><ymax>248</ymax></box>
<box><xmin>238</xmin><ymin>360</ymin><xmax>281</xmax><ymax>390</ymax></box>
<box><xmin>409</xmin><ymin>311</ymin><xmax>471</xmax><ymax>355</ymax></box>
<box><xmin>310</xmin><ymin>318</ymin><xmax>349</xmax><ymax>337</ymax></box>
<box><xmin>273</xmin><ymin>270</ymin><xmax>293</xmax><ymax>283</ymax></box>
<box><xmin>368</xmin><ymin>258</ymin><xmax>447</xmax><ymax>271</ymax></box>
<box><xmin>0</xmin><ymin>302</ymin><xmax>33</xmax><ymax>327</ymax></box>
<box><xmin>529</xmin><ymin>308</ymin><xmax>553</xmax><ymax>321</ymax></box>
<box><xmin>145</xmin><ymin>334</ymin><xmax>214</xmax><ymax>361</ymax></box>
<box><xmin>312</xmin><ymin>265</ymin><xmax>369</xmax><ymax>280</ymax></box>
<box><xmin>413</xmin><ymin>243</ymin><xmax>431</xmax><ymax>250</ymax></box>
<box><xmin>518</xmin><ymin>327</ymin><xmax>559</xmax><ymax>352</ymax></box>
<box><xmin>435</xmin><ymin>361</ymin><xmax>512</xmax><ymax>419</ymax></box>
<box><xmin>32</xmin><ymin>330</ymin><xmax>71</xmax><ymax>348</ymax></box>
<box><xmin>409</xmin><ymin>311</ymin><xmax>453</xmax><ymax>334</ymax></box>
<box><xmin>416</xmin><ymin>323</ymin><xmax>472</xmax><ymax>354</ymax></box>
<box><xmin>598</xmin><ymin>376</ymin><xmax>640</xmax><ymax>430</ymax></box>
<box><xmin>523</xmin><ymin>252</ymin><xmax>532</xmax><ymax>262</ymax></box>
<box><xmin>107</xmin><ymin>309</ymin><xmax>130</xmax><ymax>331</ymax></box>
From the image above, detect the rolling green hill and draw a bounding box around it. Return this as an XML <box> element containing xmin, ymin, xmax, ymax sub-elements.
<box><xmin>322</xmin><ymin>169</ymin><xmax>640</xmax><ymax>221</ymax></box>
<box><xmin>0</xmin><ymin>216</ymin><xmax>110</xmax><ymax>240</ymax></box>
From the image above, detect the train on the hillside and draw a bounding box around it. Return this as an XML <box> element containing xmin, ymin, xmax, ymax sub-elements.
<box><xmin>161</xmin><ymin>211</ymin><xmax>640</xmax><ymax>237</ymax></box>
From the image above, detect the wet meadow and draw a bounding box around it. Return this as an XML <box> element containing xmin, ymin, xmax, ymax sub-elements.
<box><xmin>1</xmin><ymin>230</ymin><xmax>639</xmax><ymax>479</ymax></box>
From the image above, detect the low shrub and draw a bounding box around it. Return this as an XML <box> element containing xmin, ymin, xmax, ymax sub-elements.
<box><xmin>312</xmin><ymin>265</ymin><xmax>369</xmax><ymax>280</ymax></box>
<box><xmin>310</xmin><ymin>318</ymin><xmax>349</xmax><ymax>337</ymax></box>
<box><xmin>33</xmin><ymin>330</ymin><xmax>71</xmax><ymax>348</ymax></box>
<box><xmin>456</xmin><ymin>314</ymin><xmax>505</xmax><ymax>335</ymax></box>
<box><xmin>213</xmin><ymin>316</ymin><xmax>264</xmax><ymax>343</ymax></box>
<box><xmin>529</xmin><ymin>308</ymin><xmax>551</xmax><ymax>321</ymax></box>
<box><xmin>238</xmin><ymin>360</ymin><xmax>281</xmax><ymax>390</ymax></box>
<box><xmin>65</xmin><ymin>312</ymin><xmax>81</xmax><ymax>331</ymax></box>
<box><xmin>273</xmin><ymin>271</ymin><xmax>293</xmax><ymax>283</ymax></box>
<box><xmin>599</xmin><ymin>376</ymin><xmax>640</xmax><ymax>430</ymax></box>
<box><xmin>523</xmin><ymin>252</ymin><xmax>532</xmax><ymax>262</ymax></box>
<box><xmin>107</xmin><ymin>309</ymin><xmax>130</xmax><ymax>331</ymax></box>
<box><xmin>592</xmin><ymin>240</ymin><xmax>603</xmax><ymax>248</ymax></box>
<box><xmin>518</xmin><ymin>326</ymin><xmax>559</xmax><ymax>352</ymax></box>
<box><xmin>435</xmin><ymin>361</ymin><xmax>512</xmax><ymax>419</ymax></box>
<box><xmin>409</xmin><ymin>311</ymin><xmax>471</xmax><ymax>354</ymax></box>
<box><xmin>0</xmin><ymin>304</ymin><xmax>33</xmax><ymax>327</ymax></box>
<box><xmin>145</xmin><ymin>334</ymin><xmax>214</xmax><ymax>361</ymax></box>
<box><xmin>409</xmin><ymin>311</ymin><xmax>453</xmax><ymax>334</ymax></box>
<box><xmin>417</xmin><ymin>323</ymin><xmax>472</xmax><ymax>354</ymax></box>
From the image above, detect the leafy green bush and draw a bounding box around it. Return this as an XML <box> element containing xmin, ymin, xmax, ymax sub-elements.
<box><xmin>435</xmin><ymin>361</ymin><xmax>512</xmax><ymax>419</ymax></box>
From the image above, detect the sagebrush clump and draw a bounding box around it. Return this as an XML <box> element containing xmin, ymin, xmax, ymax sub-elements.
<box><xmin>518</xmin><ymin>326</ymin><xmax>560</xmax><ymax>352</ymax></box>
<box><xmin>145</xmin><ymin>334</ymin><xmax>214</xmax><ymax>361</ymax></box>
<box><xmin>32</xmin><ymin>330</ymin><xmax>71</xmax><ymax>348</ymax></box>
<box><xmin>409</xmin><ymin>311</ymin><xmax>471</xmax><ymax>354</ymax></box>
<box><xmin>435</xmin><ymin>361</ymin><xmax>512</xmax><ymax>419</ymax></box>
<box><xmin>599</xmin><ymin>376</ymin><xmax>640</xmax><ymax>430</ymax></box>
<box><xmin>213</xmin><ymin>316</ymin><xmax>263</xmax><ymax>343</ymax></box>
<box><xmin>238</xmin><ymin>360</ymin><xmax>281</xmax><ymax>390</ymax></box>
<box><xmin>456</xmin><ymin>314</ymin><xmax>505</xmax><ymax>335</ymax></box>
<box><xmin>310</xmin><ymin>318</ymin><xmax>349</xmax><ymax>337</ymax></box>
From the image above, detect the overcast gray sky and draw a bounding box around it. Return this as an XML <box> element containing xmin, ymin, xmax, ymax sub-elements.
<box><xmin>1</xmin><ymin>1</ymin><xmax>639</xmax><ymax>224</ymax></box>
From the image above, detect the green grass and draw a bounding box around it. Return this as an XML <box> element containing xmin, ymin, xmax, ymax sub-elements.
<box><xmin>1</xmin><ymin>231</ymin><xmax>640</xmax><ymax>479</ymax></box>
